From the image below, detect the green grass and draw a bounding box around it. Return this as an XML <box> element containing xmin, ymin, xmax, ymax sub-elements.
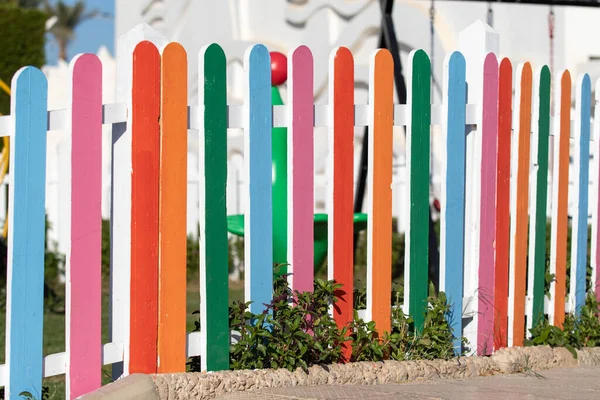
<box><xmin>0</xmin><ymin>275</ymin><xmax>246</xmax><ymax>400</ymax></box>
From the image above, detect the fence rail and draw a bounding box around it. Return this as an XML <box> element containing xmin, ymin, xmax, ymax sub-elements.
<box><xmin>0</xmin><ymin>103</ymin><xmax>591</xmax><ymax>134</ymax></box>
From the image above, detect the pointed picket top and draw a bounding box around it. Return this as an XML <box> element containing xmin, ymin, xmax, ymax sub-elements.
<box><xmin>116</xmin><ymin>22</ymin><xmax>168</xmax><ymax>102</ymax></box>
<box><xmin>458</xmin><ymin>20</ymin><xmax>499</xmax><ymax>64</ymax></box>
<box><xmin>458</xmin><ymin>19</ymin><xmax>499</xmax><ymax>101</ymax></box>
<box><xmin>118</xmin><ymin>22</ymin><xmax>167</xmax><ymax>47</ymax></box>
<box><xmin>458</xmin><ymin>19</ymin><xmax>499</xmax><ymax>52</ymax></box>
<box><xmin>96</xmin><ymin>45</ymin><xmax>113</xmax><ymax>61</ymax></box>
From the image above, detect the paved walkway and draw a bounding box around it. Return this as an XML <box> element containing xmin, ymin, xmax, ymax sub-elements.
<box><xmin>214</xmin><ymin>367</ymin><xmax>600</xmax><ymax>399</ymax></box>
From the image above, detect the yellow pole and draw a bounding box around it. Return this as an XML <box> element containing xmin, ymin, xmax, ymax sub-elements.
<box><xmin>0</xmin><ymin>78</ymin><xmax>10</xmax><ymax>96</ymax></box>
<box><xmin>0</xmin><ymin>77</ymin><xmax>10</xmax><ymax>238</ymax></box>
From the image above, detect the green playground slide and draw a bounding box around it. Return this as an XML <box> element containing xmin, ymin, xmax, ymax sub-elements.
<box><xmin>227</xmin><ymin>85</ymin><xmax>368</xmax><ymax>275</ymax></box>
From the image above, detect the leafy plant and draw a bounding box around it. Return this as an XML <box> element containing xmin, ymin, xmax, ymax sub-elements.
<box><xmin>524</xmin><ymin>292</ymin><xmax>600</xmax><ymax>358</ymax></box>
<box><xmin>0</xmin><ymin>386</ymin><xmax>49</xmax><ymax>400</ymax></box>
<box><xmin>188</xmin><ymin>269</ymin><xmax>466</xmax><ymax>373</ymax></box>
<box><xmin>350</xmin><ymin>292</ymin><xmax>463</xmax><ymax>363</ymax></box>
<box><xmin>349</xmin><ymin>313</ymin><xmax>390</xmax><ymax>362</ymax></box>
<box><xmin>228</xmin><ymin>275</ymin><xmax>348</xmax><ymax>371</ymax></box>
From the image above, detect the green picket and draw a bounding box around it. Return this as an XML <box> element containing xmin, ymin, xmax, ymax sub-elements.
<box><xmin>199</xmin><ymin>43</ymin><xmax>229</xmax><ymax>371</ymax></box>
<box><xmin>531</xmin><ymin>66</ymin><xmax>551</xmax><ymax>327</ymax></box>
<box><xmin>271</xmin><ymin>86</ymin><xmax>288</xmax><ymax>276</ymax></box>
<box><xmin>407</xmin><ymin>50</ymin><xmax>431</xmax><ymax>332</ymax></box>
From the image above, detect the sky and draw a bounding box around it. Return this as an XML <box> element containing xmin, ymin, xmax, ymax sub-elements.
<box><xmin>44</xmin><ymin>0</ymin><xmax>115</xmax><ymax>65</ymax></box>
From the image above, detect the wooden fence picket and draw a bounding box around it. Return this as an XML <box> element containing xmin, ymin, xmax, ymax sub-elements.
<box><xmin>158</xmin><ymin>42</ymin><xmax>188</xmax><ymax>373</ymax></box>
<box><xmin>66</xmin><ymin>54</ymin><xmax>103</xmax><ymax>399</ymax></box>
<box><xmin>405</xmin><ymin>50</ymin><xmax>431</xmax><ymax>332</ymax></box>
<box><xmin>328</xmin><ymin>47</ymin><xmax>355</xmax><ymax>359</ymax></box>
<box><xmin>508</xmin><ymin>62</ymin><xmax>532</xmax><ymax>347</ymax></box>
<box><xmin>440</xmin><ymin>50</ymin><xmax>467</xmax><ymax>355</ymax></box>
<box><xmin>477</xmin><ymin>53</ymin><xmax>499</xmax><ymax>356</ymax></box>
<box><xmin>129</xmin><ymin>40</ymin><xmax>161</xmax><ymax>374</ymax></box>
<box><xmin>549</xmin><ymin>70</ymin><xmax>571</xmax><ymax>328</ymax></box>
<box><xmin>5</xmin><ymin>66</ymin><xmax>48</xmax><ymax>400</ymax></box>
<box><xmin>244</xmin><ymin>44</ymin><xmax>273</xmax><ymax>314</ymax></box>
<box><xmin>366</xmin><ymin>49</ymin><xmax>394</xmax><ymax>335</ymax></box>
<box><xmin>287</xmin><ymin>45</ymin><xmax>315</xmax><ymax>293</ymax></box>
<box><xmin>494</xmin><ymin>57</ymin><xmax>512</xmax><ymax>350</ymax></box>
<box><xmin>199</xmin><ymin>43</ymin><xmax>230</xmax><ymax>372</ymax></box>
<box><xmin>570</xmin><ymin>74</ymin><xmax>592</xmax><ymax>315</ymax></box>
<box><xmin>526</xmin><ymin>66</ymin><xmax>551</xmax><ymax>332</ymax></box>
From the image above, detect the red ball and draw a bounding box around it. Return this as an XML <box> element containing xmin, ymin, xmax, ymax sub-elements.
<box><xmin>270</xmin><ymin>51</ymin><xmax>288</xmax><ymax>86</ymax></box>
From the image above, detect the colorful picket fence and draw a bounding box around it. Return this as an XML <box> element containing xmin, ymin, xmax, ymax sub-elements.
<box><xmin>0</xmin><ymin>21</ymin><xmax>599</xmax><ymax>400</ymax></box>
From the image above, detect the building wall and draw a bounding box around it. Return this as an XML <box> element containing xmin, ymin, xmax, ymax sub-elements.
<box><xmin>34</xmin><ymin>0</ymin><xmax>599</xmax><ymax>253</ymax></box>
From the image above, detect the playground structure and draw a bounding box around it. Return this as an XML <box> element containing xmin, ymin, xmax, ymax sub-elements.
<box><xmin>225</xmin><ymin>51</ymin><xmax>368</xmax><ymax>272</ymax></box>
<box><xmin>0</xmin><ymin>17</ymin><xmax>600</xmax><ymax>400</ymax></box>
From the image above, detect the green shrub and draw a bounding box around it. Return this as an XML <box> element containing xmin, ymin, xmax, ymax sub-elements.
<box><xmin>188</xmin><ymin>271</ymin><xmax>466</xmax><ymax>372</ymax></box>
<box><xmin>524</xmin><ymin>292</ymin><xmax>600</xmax><ymax>358</ymax></box>
<box><xmin>0</xmin><ymin>386</ymin><xmax>49</xmax><ymax>400</ymax></box>
<box><xmin>228</xmin><ymin>277</ymin><xmax>347</xmax><ymax>371</ymax></box>
<box><xmin>350</xmin><ymin>291</ymin><xmax>464</xmax><ymax>362</ymax></box>
<box><xmin>0</xmin><ymin>3</ymin><xmax>47</xmax><ymax>115</ymax></box>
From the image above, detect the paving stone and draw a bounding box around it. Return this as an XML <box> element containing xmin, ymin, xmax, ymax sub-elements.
<box><xmin>213</xmin><ymin>367</ymin><xmax>600</xmax><ymax>400</ymax></box>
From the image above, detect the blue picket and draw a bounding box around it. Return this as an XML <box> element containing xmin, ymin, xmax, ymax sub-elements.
<box><xmin>244</xmin><ymin>44</ymin><xmax>273</xmax><ymax>314</ymax></box>
<box><xmin>440</xmin><ymin>52</ymin><xmax>467</xmax><ymax>355</ymax></box>
<box><xmin>5</xmin><ymin>66</ymin><xmax>48</xmax><ymax>399</ymax></box>
<box><xmin>573</xmin><ymin>74</ymin><xmax>591</xmax><ymax>314</ymax></box>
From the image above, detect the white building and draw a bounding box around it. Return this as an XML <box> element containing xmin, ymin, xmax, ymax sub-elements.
<box><xmin>37</xmin><ymin>0</ymin><xmax>600</xmax><ymax>253</ymax></box>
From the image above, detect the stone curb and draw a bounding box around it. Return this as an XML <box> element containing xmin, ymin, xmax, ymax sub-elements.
<box><xmin>80</xmin><ymin>346</ymin><xmax>600</xmax><ymax>400</ymax></box>
<box><xmin>77</xmin><ymin>373</ymin><xmax>160</xmax><ymax>400</ymax></box>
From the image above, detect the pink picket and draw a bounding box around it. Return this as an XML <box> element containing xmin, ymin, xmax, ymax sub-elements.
<box><xmin>477</xmin><ymin>53</ymin><xmax>499</xmax><ymax>356</ymax></box>
<box><xmin>287</xmin><ymin>46</ymin><xmax>315</xmax><ymax>292</ymax></box>
<box><xmin>66</xmin><ymin>54</ymin><xmax>103</xmax><ymax>399</ymax></box>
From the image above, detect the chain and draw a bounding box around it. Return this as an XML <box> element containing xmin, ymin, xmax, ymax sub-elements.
<box><xmin>430</xmin><ymin>0</ymin><xmax>435</xmax><ymax>100</ymax></box>
<box><xmin>549</xmin><ymin>6</ymin><xmax>555</xmax><ymax>74</ymax></box>
<box><xmin>549</xmin><ymin>6</ymin><xmax>555</xmax><ymax>114</ymax></box>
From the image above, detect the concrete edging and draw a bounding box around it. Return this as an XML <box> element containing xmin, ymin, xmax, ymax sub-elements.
<box><xmin>80</xmin><ymin>346</ymin><xmax>600</xmax><ymax>400</ymax></box>
<box><xmin>77</xmin><ymin>373</ymin><xmax>160</xmax><ymax>400</ymax></box>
